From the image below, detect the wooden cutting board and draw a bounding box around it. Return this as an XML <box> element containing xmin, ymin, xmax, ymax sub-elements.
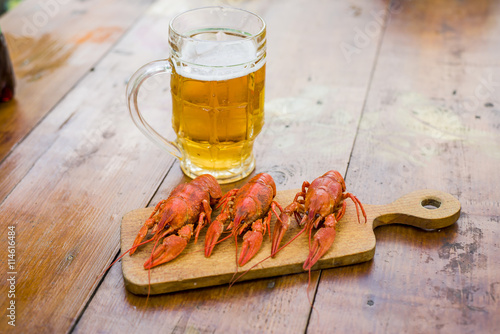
<box><xmin>121</xmin><ymin>189</ymin><xmax>460</xmax><ymax>295</ymax></box>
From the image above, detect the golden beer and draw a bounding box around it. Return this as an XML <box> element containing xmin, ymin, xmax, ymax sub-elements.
<box><xmin>170</xmin><ymin>29</ymin><xmax>266</xmax><ymax>179</ymax></box>
<box><xmin>171</xmin><ymin>65</ymin><xmax>265</xmax><ymax>173</ymax></box>
<box><xmin>127</xmin><ymin>7</ymin><xmax>267</xmax><ymax>183</ymax></box>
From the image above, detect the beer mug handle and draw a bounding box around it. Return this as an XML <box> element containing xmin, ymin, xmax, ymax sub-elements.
<box><xmin>126</xmin><ymin>59</ymin><xmax>183</xmax><ymax>160</ymax></box>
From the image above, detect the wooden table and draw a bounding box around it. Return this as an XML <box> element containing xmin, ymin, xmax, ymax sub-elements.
<box><xmin>1</xmin><ymin>0</ymin><xmax>498</xmax><ymax>333</ymax></box>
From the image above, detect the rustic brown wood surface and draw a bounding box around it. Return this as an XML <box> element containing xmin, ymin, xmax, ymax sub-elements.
<box><xmin>308</xmin><ymin>0</ymin><xmax>500</xmax><ymax>333</ymax></box>
<box><xmin>121</xmin><ymin>188</ymin><xmax>460</xmax><ymax>295</ymax></box>
<box><xmin>74</xmin><ymin>0</ymin><xmax>387</xmax><ymax>332</ymax></box>
<box><xmin>0</xmin><ymin>0</ymin><xmax>498</xmax><ymax>333</ymax></box>
<box><xmin>0</xmin><ymin>0</ymin><xmax>154</xmax><ymax>202</ymax></box>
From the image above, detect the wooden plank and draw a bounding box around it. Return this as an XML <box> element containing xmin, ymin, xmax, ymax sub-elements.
<box><xmin>81</xmin><ymin>257</ymin><xmax>319</xmax><ymax>333</ymax></box>
<box><xmin>309</xmin><ymin>0</ymin><xmax>500</xmax><ymax>333</ymax></box>
<box><xmin>0</xmin><ymin>0</ymin><xmax>155</xmax><ymax>202</ymax></box>
<box><xmin>73</xmin><ymin>0</ymin><xmax>389</xmax><ymax>333</ymax></box>
<box><xmin>0</xmin><ymin>2</ymin><xmax>177</xmax><ymax>333</ymax></box>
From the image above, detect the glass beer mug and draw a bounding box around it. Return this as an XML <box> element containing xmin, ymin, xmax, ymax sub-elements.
<box><xmin>126</xmin><ymin>7</ymin><xmax>266</xmax><ymax>184</ymax></box>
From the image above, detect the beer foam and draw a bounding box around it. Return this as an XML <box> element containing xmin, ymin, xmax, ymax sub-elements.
<box><xmin>175</xmin><ymin>39</ymin><xmax>265</xmax><ymax>81</ymax></box>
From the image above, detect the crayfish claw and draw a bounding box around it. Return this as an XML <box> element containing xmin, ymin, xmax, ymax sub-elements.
<box><xmin>204</xmin><ymin>219</ymin><xmax>225</xmax><ymax>257</ymax></box>
<box><xmin>143</xmin><ymin>225</ymin><xmax>192</xmax><ymax>269</ymax></box>
<box><xmin>239</xmin><ymin>229</ymin><xmax>263</xmax><ymax>266</ymax></box>
<box><xmin>271</xmin><ymin>212</ymin><xmax>291</xmax><ymax>257</ymax></box>
<box><xmin>130</xmin><ymin>224</ymin><xmax>150</xmax><ymax>255</ymax></box>
<box><xmin>303</xmin><ymin>226</ymin><xmax>336</xmax><ymax>270</ymax></box>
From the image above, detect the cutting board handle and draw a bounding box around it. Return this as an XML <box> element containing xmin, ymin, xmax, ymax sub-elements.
<box><xmin>371</xmin><ymin>189</ymin><xmax>461</xmax><ymax>230</ymax></box>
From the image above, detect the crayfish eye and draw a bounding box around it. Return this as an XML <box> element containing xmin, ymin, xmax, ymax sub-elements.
<box><xmin>315</xmin><ymin>213</ymin><xmax>320</xmax><ymax>218</ymax></box>
<box><xmin>305</xmin><ymin>211</ymin><xmax>309</xmax><ymax>215</ymax></box>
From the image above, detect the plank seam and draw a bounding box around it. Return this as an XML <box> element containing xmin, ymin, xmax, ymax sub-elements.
<box><xmin>345</xmin><ymin>2</ymin><xmax>391</xmax><ymax>181</ymax></box>
<box><xmin>306</xmin><ymin>0</ymin><xmax>392</xmax><ymax>331</ymax></box>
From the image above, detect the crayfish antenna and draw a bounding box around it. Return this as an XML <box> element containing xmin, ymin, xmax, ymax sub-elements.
<box><xmin>229</xmin><ymin>251</ymin><xmax>274</xmax><ymax>288</ymax></box>
<box><xmin>94</xmin><ymin>237</ymin><xmax>157</xmax><ymax>293</ymax></box>
<box><xmin>230</xmin><ymin>228</ymin><xmax>294</xmax><ymax>288</ymax></box>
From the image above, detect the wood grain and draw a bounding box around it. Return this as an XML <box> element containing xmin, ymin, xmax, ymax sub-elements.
<box><xmin>309</xmin><ymin>0</ymin><xmax>500</xmax><ymax>333</ymax></box>
<box><xmin>0</xmin><ymin>0</ymin><xmax>493</xmax><ymax>332</ymax></box>
<box><xmin>121</xmin><ymin>189</ymin><xmax>460</xmax><ymax>295</ymax></box>
<box><xmin>2</xmin><ymin>0</ymin><xmax>496</xmax><ymax>333</ymax></box>
<box><xmin>0</xmin><ymin>1</ymin><xmax>166</xmax><ymax>333</ymax></box>
<box><xmin>73</xmin><ymin>0</ymin><xmax>389</xmax><ymax>333</ymax></box>
<box><xmin>0</xmin><ymin>0</ymin><xmax>154</xmax><ymax>203</ymax></box>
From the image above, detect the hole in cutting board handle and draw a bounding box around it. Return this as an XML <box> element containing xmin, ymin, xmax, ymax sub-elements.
<box><xmin>421</xmin><ymin>198</ymin><xmax>441</xmax><ymax>210</ymax></box>
<box><xmin>373</xmin><ymin>189</ymin><xmax>461</xmax><ymax>230</ymax></box>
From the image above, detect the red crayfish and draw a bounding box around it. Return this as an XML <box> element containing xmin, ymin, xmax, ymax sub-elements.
<box><xmin>271</xmin><ymin>170</ymin><xmax>367</xmax><ymax>270</ymax></box>
<box><xmin>204</xmin><ymin>173</ymin><xmax>283</xmax><ymax>266</ymax></box>
<box><xmin>130</xmin><ymin>174</ymin><xmax>223</xmax><ymax>269</ymax></box>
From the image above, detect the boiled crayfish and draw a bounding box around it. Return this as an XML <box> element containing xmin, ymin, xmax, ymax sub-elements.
<box><xmin>204</xmin><ymin>173</ymin><xmax>283</xmax><ymax>266</ymax></box>
<box><xmin>271</xmin><ymin>170</ymin><xmax>367</xmax><ymax>270</ymax></box>
<box><xmin>130</xmin><ymin>174</ymin><xmax>223</xmax><ymax>269</ymax></box>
